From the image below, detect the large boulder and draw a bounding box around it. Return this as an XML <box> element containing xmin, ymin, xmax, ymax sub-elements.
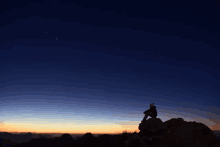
<box><xmin>160</xmin><ymin>120</ymin><xmax>217</xmax><ymax>147</ymax></box>
<box><xmin>213</xmin><ymin>142</ymin><xmax>220</xmax><ymax>147</ymax></box>
<box><xmin>138</xmin><ymin>118</ymin><xmax>166</xmax><ymax>137</ymax></box>
<box><xmin>137</xmin><ymin>117</ymin><xmax>218</xmax><ymax>147</ymax></box>
<box><xmin>123</xmin><ymin>117</ymin><xmax>220</xmax><ymax>147</ymax></box>
<box><xmin>164</xmin><ymin>117</ymin><xmax>186</xmax><ymax>129</ymax></box>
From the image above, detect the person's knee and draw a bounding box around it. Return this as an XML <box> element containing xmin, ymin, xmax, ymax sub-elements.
<box><xmin>146</xmin><ymin>111</ymin><xmax>151</xmax><ymax>115</ymax></box>
<box><xmin>147</xmin><ymin>112</ymin><xmax>155</xmax><ymax>118</ymax></box>
<box><xmin>147</xmin><ymin>112</ymin><xmax>152</xmax><ymax>116</ymax></box>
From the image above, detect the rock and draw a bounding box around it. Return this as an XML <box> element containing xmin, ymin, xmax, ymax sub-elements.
<box><xmin>163</xmin><ymin>117</ymin><xmax>186</xmax><ymax>129</ymax></box>
<box><xmin>138</xmin><ymin>118</ymin><xmax>166</xmax><ymax>137</ymax></box>
<box><xmin>213</xmin><ymin>138</ymin><xmax>220</xmax><ymax>145</ymax></box>
<box><xmin>151</xmin><ymin>136</ymin><xmax>163</xmax><ymax>145</ymax></box>
<box><xmin>213</xmin><ymin>142</ymin><xmax>220</xmax><ymax>147</ymax></box>
<box><xmin>137</xmin><ymin>117</ymin><xmax>217</xmax><ymax>147</ymax></box>
<box><xmin>160</xmin><ymin>121</ymin><xmax>217</xmax><ymax>147</ymax></box>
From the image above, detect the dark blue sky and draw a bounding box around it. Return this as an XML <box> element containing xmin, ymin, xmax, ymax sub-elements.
<box><xmin>0</xmin><ymin>0</ymin><xmax>220</xmax><ymax>134</ymax></box>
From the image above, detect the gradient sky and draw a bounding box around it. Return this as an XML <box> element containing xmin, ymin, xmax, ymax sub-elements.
<box><xmin>0</xmin><ymin>0</ymin><xmax>220</xmax><ymax>134</ymax></box>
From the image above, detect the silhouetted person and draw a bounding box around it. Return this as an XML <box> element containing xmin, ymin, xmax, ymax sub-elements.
<box><xmin>141</xmin><ymin>103</ymin><xmax>157</xmax><ymax>122</ymax></box>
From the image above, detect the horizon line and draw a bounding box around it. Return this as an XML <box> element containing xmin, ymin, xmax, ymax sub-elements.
<box><xmin>2</xmin><ymin>130</ymin><xmax>220</xmax><ymax>135</ymax></box>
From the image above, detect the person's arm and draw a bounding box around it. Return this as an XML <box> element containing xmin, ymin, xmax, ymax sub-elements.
<box><xmin>144</xmin><ymin>109</ymin><xmax>150</xmax><ymax>114</ymax></box>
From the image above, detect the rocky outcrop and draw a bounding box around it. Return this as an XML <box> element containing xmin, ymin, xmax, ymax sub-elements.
<box><xmin>138</xmin><ymin>118</ymin><xmax>166</xmax><ymax>137</ymax></box>
<box><xmin>212</xmin><ymin>138</ymin><xmax>220</xmax><ymax>147</ymax></box>
<box><xmin>135</xmin><ymin>117</ymin><xmax>218</xmax><ymax>147</ymax></box>
<box><xmin>162</xmin><ymin>122</ymin><xmax>216</xmax><ymax>147</ymax></box>
<box><xmin>213</xmin><ymin>142</ymin><xmax>220</xmax><ymax>147</ymax></box>
<box><xmin>163</xmin><ymin>117</ymin><xmax>186</xmax><ymax>129</ymax></box>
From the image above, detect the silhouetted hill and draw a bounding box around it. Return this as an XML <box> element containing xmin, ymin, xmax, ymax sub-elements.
<box><xmin>0</xmin><ymin>132</ymin><xmax>55</xmax><ymax>147</ymax></box>
<box><xmin>0</xmin><ymin>132</ymin><xmax>33</xmax><ymax>146</ymax></box>
<box><xmin>74</xmin><ymin>133</ymin><xmax>99</xmax><ymax>147</ymax></box>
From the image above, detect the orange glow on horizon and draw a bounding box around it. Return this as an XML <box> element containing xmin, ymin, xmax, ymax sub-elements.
<box><xmin>1</xmin><ymin>122</ymin><xmax>219</xmax><ymax>135</ymax></box>
<box><xmin>210</xmin><ymin>124</ymin><xmax>220</xmax><ymax>131</ymax></box>
<box><xmin>0</xmin><ymin>122</ymin><xmax>140</xmax><ymax>135</ymax></box>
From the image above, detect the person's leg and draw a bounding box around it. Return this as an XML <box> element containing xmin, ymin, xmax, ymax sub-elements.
<box><xmin>142</xmin><ymin>114</ymin><xmax>148</xmax><ymax>122</ymax></box>
<box><xmin>148</xmin><ymin>112</ymin><xmax>155</xmax><ymax>118</ymax></box>
<box><xmin>142</xmin><ymin>111</ymin><xmax>156</xmax><ymax>122</ymax></box>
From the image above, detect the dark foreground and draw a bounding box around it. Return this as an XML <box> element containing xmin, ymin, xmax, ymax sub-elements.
<box><xmin>1</xmin><ymin>118</ymin><xmax>220</xmax><ymax>147</ymax></box>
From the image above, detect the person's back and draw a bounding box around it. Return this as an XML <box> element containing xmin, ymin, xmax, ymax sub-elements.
<box><xmin>148</xmin><ymin>104</ymin><xmax>157</xmax><ymax>118</ymax></box>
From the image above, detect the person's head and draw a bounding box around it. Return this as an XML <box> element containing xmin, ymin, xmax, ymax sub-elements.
<box><xmin>150</xmin><ymin>103</ymin><xmax>155</xmax><ymax>108</ymax></box>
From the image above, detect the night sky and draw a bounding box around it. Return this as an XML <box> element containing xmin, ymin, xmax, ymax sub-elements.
<box><xmin>0</xmin><ymin>0</ymin><xmax>220</xmax><ymax>134</ymax></box>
